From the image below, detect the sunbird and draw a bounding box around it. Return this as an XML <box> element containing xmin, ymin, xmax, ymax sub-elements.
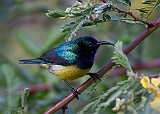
<box><xmin>19</xmin><ymin>36</ymin><xmax>114</xmax><ymax>98</ymax></box>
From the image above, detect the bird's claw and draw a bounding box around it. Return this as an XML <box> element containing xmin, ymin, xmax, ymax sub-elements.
<box><xmin>64</xmin><ymin>80</ymin><xmax>80</xmax><ymax>100</ymax></box>
<box><xmin>87</xmin><ymin>73</ymin><xmax>101</xmax><ymax>81</ymax></box>
<box><xmin>70</xmin><ymin>88</ymin><xmax>80</xmax><ymax>100</ymax></box>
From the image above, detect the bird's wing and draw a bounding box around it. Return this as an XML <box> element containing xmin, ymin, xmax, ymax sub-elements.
<box><xmin>39</xmin><ymin>49</ymin><xmax>78</xmax><ymax>66</ymax></box>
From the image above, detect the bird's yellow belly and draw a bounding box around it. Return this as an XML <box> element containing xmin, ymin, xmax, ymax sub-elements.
<box><xmin>49</xmin><ymin>65</ymin><xmax>90</xmax><ymax>81</ymax></box>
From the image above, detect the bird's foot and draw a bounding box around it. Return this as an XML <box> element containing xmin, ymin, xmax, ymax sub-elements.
<box><xmin>70</xmin><ymin>87</ymin><xmax>80</xmax><ymax>100</ymax></box>
<box><xmin>64</xmin><ymin>80</ymin><xmax>80</xmax><ymax>100</ymax></box>
<box><xmin>87</xmin><ymin>73</ymin><xmax>101</xmax><ymax>81</ymax></box>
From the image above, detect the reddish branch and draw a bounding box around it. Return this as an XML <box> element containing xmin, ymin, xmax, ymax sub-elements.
<box><xmin>14</xmin><ymin>58</ymin><xmax>160</xmax><ymax>94</ymax></box>
<box><xmin>44</xmin><ymin>18</ymin><xmax>160</xmax><ymax>114</ymax></box>
<box><xmin>16</xmin><ymin>84</ymin><xmax>52</xmax><ymax>93</ymax></box>
<box><xmin>148</xmin><ymin>74</ymin><xmax>160</xmax><ymax>78</ymax></box>
<box><xmin>108</xmin><ymin>58</ymin><xmax>160</xmax><ymax>78</ymax></box>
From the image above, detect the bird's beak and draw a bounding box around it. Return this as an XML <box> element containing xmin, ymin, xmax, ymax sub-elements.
<box><xmin>97</xmin><ymin>41</ymin><xmax>114</xmax><ymax>46</ymax></box>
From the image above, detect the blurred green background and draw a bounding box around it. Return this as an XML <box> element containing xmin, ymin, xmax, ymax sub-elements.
<box><xmin>0</xmin><ymin>0</ymin><xmax>159</xmax><ymax>114</ymax></box>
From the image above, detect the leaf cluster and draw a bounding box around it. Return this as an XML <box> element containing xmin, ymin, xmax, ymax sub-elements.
<box><xmin>46</xmin><ymin>1</ymin><xmax>114</xmax><ymax>41</ymax></box>
<box><xmin>0</xmin><ymin>64</ymin><xmax>21</xmax><ymax>113</ymax></box>
<box><xmin>4</xmin><ymin>88</ymin><xmax>29</xmax><ymax>114</ymax></box>
<box><xmin>78</xmin><ymin>41</ymin><xmax>159</xmax><ymax>114</ymax></box>
<box><xmin>135</xmin><ymin>0</ymin><xmax>160</xmax><ymax>18</ymax></box>
<box><xmin>46</xmin><ymin>0</ymin><xmax>159</xmax><ymax>41</ymax></box>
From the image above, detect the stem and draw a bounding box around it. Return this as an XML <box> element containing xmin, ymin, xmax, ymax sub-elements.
<box><xmin>13</xmin><ymin>59</ymin><xmax>160</xmax><ymax>94</ymax></box>
<box><xmin>44</xmin><ymin>18</ymin><xmax>160</xmax><ymax>114</ymax></box>
<box><xmin>112</xmin><ymin>5</ymin><xmax>154</xmax><ymax>27</ymax></box>
<box><xmin>148</xmin><ymin>74</ymin><xmax>160</xmax><ymax>78</ymax></box>
<box><xmin>138</xmin><ymin>74</ymin><xmax>160</xmax><ymax>81</ymax></box>
<box><xmin>108</xmin><ymin>58</ymin><xmax>160</xmax><ymax>78</ymax></box>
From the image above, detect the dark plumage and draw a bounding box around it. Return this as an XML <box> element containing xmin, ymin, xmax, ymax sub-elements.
<box><xmin>20</xmin><ymin>36</ymin><xmax>114</xmax><ymax>68</ymax></box>
<box><xmin>19</xmin><ymin>36</ymin><xmax>114</xmax><ymax>98</ymax></box>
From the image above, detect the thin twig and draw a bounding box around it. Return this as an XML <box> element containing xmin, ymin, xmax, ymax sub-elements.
<box><xmin>112</xmin><ymin>5</ymin><xmax>154</xmax><ymax>27</ymax></box>
<box><xmin>138</xmin><ymin>74</ymin><xmax>160</xmax><ymax>81</ymax></box>
<box><xmin>148</xmin><ymin>74</ymin><xmax>160</xmax><ymax>78</ymax></box>
<box><xmin>108</xmin><ymin>58</ymin><xmax>160</xmax><ymax>78</ymax></box>
<box><xmin>44</xmin><ymin>18</ymin><xmax>160</xmax><ymax>114</ymax></box>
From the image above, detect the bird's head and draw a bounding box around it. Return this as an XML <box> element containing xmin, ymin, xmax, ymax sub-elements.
<box><xmin>74</xmin><ymin>36</ymin><xmax>114</xmax><ymax>55</ymax></box>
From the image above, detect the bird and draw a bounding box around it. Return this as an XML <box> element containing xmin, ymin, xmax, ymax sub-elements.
<box><xmin>19</xmin><ymin>36</ymin><xmax>114</xmax><ymax>99</ymax></box>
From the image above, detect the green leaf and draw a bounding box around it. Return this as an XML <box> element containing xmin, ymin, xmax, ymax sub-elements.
<box><xmin>88</xmin><ymin>65</ymin><xmax>117</xmax><ymax>96</ymax></box>
<box><xmin>61</xmin><ymin>22</ymin><xmax>76</xmax><ymax>32</ymax></box>
<box><xmin>11</xmin><ymin>108</ymin><xmax>17</xmax><ymax>114</ymax></box>
<box><xmin>77</xmin><ymin>80</ymin><xmax>129</xmax><ymax>114</ymax></box>
<box><xmin>135</xmin><ymin>7</ymin><xmax>149</xmax><ymax>18</ymax></box>
<box><xmin>78</xmin><ymin>86</ymin><xmax>120</xmax><ymax>114</ymax></box>
<box><xmin>143</xmin><ymin>98</ymin><xmax>152</xmax><ymax>114</ymax></box>
<box><xmin>94</xmin><ymin>1</ymin><xmax>113</xmax><ymax>17</ymax></box>
<box><xmin>63</xmin><ymin>15</ymin><xmax>87</xmax><ymax>41</ymax></box>
<box><xmin>117</xmin><ymin>0</ymin><xmax>132</xmax><ymax>6</ymax></box>
<box><xmin>146</xmin><ymin>1</ymin><xmax>160</xmax><ymax>19</ymax></box>
<box><xmin>82</xmin><ymin>14</ymin><xmax>120</xmax><ymax>27</ymax></box>
<box><xmin>95</xmin><ymin>90</ymin><xmax>122</xmax><ymax>113</ymax></box>
<box><xmin>46</xmin><ymin>10</ymin><xmax>67</xmax><ymax>18</ymax></box>
<box><xmin>65</xmin><ymin>19</ymin><xmax>85</xmax><ymax>41</ymax></box>
<box><xmin>121</xmin><ymin>18</ymin><xmax>144</xmax><ymax>25</ymax></box>
<box><xmin>60</xmin><ymin>7</ymin><xmax>94</xmax><ymax>41</ymax></box>
<box><xmin>3</xmin><ymin>111</ymin><xmax>10</xmax><ymax>114</ymax></box>
<box><xmin>60</xmin><ymin>7</ymin><xmax>95</xmax><ymax>33</ymax></box>
<box><xmin>142</xmin><ymin>0</ymin><xmax>157</xmax><ymax>4</ymax></box>
<box><xmin>103</xmin><ymin>13</ymin><xmax>111</xmax><ymax>21</ymax></box>
<box><xmin>94</xmin><ymin>82</ymin><xmax>130</xmax><ymax>114</ymax></box>
<box><xmin>153</xmin><ymin>1</ymin><xmax>160</xmax><ymax>10</ymax></box>
<box><xmin>107</xmin><ymin>14</ymin><xmax>120</xmax><ymax>21</ymax></box>
<box><xmin>112</xmin><ymin>41</ymin><xmax>133</xmax><ymax>73</ymax></box>
<box><xmin>21</xmin><ymin>88</ymin><xmax>29</xmax><ymax>107</ymax></box>
<box><xmin>93</xmin><ymin>85</ymin><xmax>121</xmax><ymax>107</ymax></box>
<box><xmin>117</xmin><ymin>80</ymin><xmax>129</xmax><ymax>85</ymax></box>
<box><xmin>135</xmin><ymin>88</ymin><xmax>147</xmax><ymax>96</ymax></box>
<box><xmin>1</xmin><ymin>64</ymin><xmax>15</xmax><ymax>111</ymax></box>
<box><xmin>3</xmin><ymin>88</ymin><xmax>30</xmax><ymax>114</ymax></box>
<box><xmin>77</xmin><ymin>102</ymin><xmax>96</xmax><ymax>114</ymax></box>
<box><xmin>135</xmin><ymin>8</ymin><xmax>149</xmax><ymax>13</ymax></box>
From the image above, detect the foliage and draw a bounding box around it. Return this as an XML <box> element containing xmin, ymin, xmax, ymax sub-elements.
<box><xmin>0</xmin><ymin>64</ymin><xmax>20</xmax><ymax>112</ymax></box>
<box><xmin>46</xmin><ymin>0</ymin><xmax>159</xmax><ymax>41</ymax></box>
<box><xmin>0</xmin><ymin>0</ymin><xmax>159</xmax><ymax>114</ymax></box>
<box><xmin>46</xmin><ymin>1</ymin><xmax>117</xmax><ymax>41</ymax></box>
<box><xmin>136</xmin><ymin>0</ymin><xmax>160</xmax><ymax>18</ymax></box>
<box><xmin>4</xmin><ymin>88</ymin><xmax>29</xmax><ymax>114</ymax></box>
<box><xmin>112</xmin><ymin>41</ymin><xmax>133</xmax><ymax>73</ymax></box>
<box><xmin>78</xmin><ymin>41</ymin><xmax>159</xmax><ymax>114</ymax></box>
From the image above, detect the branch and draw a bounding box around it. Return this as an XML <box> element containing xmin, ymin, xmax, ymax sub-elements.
<box><xmin>137</xmin><ymin>74</ymin><xmax>160</xmax><ymax>81</ymax></box>
<box><xmin>12</xmin><ymin>59</ymin><xmax>160</xmax><ymax>94</ymax></box>
<box><xmin>112</xmin><ymin>5</ymin><xmax>154</xmax><ymax>27</ymax></box>
<box><xmin>12</xmin><ymin>58</ymin><xmax>160</xmax><ymax>94</ymax></box>
<box><xmin>15</xmin><ymin>84</ymin><xmax>52</xmax><ymax>93</ymax></box>
<box><xmin>108</xmin><ymin>58</ymin><xmax>160</xmax><ymax>78</ymax></box>
<box><xmin>148</xmin><ymin>74</ymin><xmax>160</xmax><ymax>78</ymax></box>
<box><xmin>44</xmin><ymin>18</ymin><xmax>160</xmax><ymax>114</ymax></box>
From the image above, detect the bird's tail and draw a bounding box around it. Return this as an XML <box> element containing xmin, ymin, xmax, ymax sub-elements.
<box><xmin>19</xmin><ymin>58</ymin><xmax>46</xmax><ymax>64</ymax></box>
